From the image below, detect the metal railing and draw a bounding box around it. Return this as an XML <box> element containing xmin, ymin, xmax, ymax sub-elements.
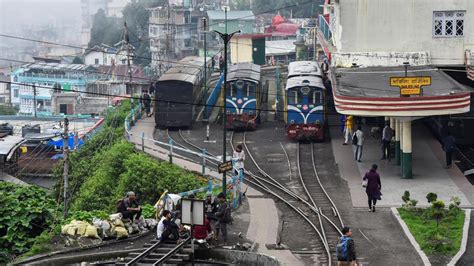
<box><xmin>318</xmin><ymin>15</ymin><xmax>333</xmax><ymax>44</ymax></box>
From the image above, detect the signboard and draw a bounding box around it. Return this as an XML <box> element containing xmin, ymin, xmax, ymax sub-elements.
<box><xmin>218</xmin><ymin>161</ymin><xmax>233</xmax><ymax>173</ymax></box>
<box><xmin>181</xmin><ymin>199</ymin><xmax>205</xmax><ymax>226</ymax></box>
<box><xmin>389</xmin><ymin>76</ymin><xmax>431</xmax><ymax>96</ymax></box>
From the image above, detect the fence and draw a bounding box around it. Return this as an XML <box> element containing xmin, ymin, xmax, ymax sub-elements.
<box><xmin>124</xmin><ymin>103</ymin><xmax>245</xmax><ymax>208</ymax></box>
<box><xmin>318</xmin><ymin>15</ymin><xmax>333</xmax><ymax>43</ymax></box>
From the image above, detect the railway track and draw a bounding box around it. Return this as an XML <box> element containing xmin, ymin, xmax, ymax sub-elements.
<box><xmin>121</xmin><ymin>237</ymin><xmax>192</xmax><ymax>266</ymax></box>
<box><xmin>171</xmin><ymin>129</ymin><xmax>345</xmax><ymax>264</ymax></box>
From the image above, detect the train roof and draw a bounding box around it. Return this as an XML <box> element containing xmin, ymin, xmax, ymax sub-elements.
<box><xmin>285</xmin><ymin>76</ymin><xmax>325</xmax><ymax>90</ymax></box>
<box><xmin>158</xmin><ymin>56</ymin><xmax>206</xmax><ymax>85</ymax></box>
<box><xmin>288</xmin><ymin>61</ymin><xmax>322</xmax><ymax>78</ymax></box>
<box><xmin>227</xmin><ymin>62</ymin><xmax>261</xmax><ymax>82</ymax></box>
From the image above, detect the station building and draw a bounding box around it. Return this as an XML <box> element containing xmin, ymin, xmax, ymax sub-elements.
<box><xmin>318</xmin><ymin>0</ymin><xmax>473</xmax><ymax>178</ymax></box>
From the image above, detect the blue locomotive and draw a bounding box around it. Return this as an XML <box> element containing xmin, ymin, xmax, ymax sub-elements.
<box><xmin>225</xmin><ymin>63</ymin><xmax>262</xmax><ymax>130</ymax></box>
<box><xmin>284</xmin><ymin>61</ymin><xmax>327</xmax><ymax>141</ymax></box>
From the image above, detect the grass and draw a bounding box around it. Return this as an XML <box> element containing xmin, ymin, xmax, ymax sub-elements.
<box><xmin>398</xmin><ymin>207</ymin><xmax>465</xmax><ymax>256</ymax></box>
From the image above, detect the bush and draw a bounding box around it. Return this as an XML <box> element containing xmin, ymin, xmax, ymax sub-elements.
<box><xmin>141</xmin><ymin>204</ymin><xmax>156</xmax><ymax>219</ymax></box>
<box><xmin>449</xmin><ymin>196</ymin><xmax>461</xmax><ymax>212</ymax></box>
<box><xmin>0</xmin><ymin>183</ymin><xmax>57</xmax><ymax>263</ymax></box>
<box><xmin>402</xmin><ymin>190</ymin><xmax>410</xmax><ymax>203</ymax></box>
<box><xmin>431</xmin><ymin>200</ymin><xmax>446</xmax><ymax>226</ymax></box>
<box><xmin>426</xmin><ymin>192</ymin><xmax>438</xmax><ymax>204</ymax></box>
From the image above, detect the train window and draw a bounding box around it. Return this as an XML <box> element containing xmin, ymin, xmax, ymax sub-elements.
<box><xmin>229</xmin><ymin>83</ymin><xmax>238</xmax><ymax>97</ymax></box>
<box><xmin>309</xmin><ymin>91</ymin><xmax>322</xmax><ymax>104</ymax></box>
<box><xmin>288</xmin><ymin>90</ymin><xmax>298</xmax><ymax>104</ymax></box>
<box><xmin>247</xmin><ymin>85</ymin><xmax>256</xmax><ymax>97</ymax></box>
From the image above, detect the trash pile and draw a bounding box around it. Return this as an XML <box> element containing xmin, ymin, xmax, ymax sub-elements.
<box><xmin>61</xmin><ymin>213</ymin><xmax>157</xmax><ymax>241</ymax></box>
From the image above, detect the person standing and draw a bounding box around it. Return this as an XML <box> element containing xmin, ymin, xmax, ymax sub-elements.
<box><xmin>233</xmin><ymin>144</ymin><xmax>245</xmax><ymax>176</ymax></box>
<box><xmin>215</xmin><ymin>192</ymin><xmax>230</xmax><ymax>246</ymax></box>
<box><xmin>343</xmin><ymin>115</ymin><xmax>353</xmax><ymax>145</ymax></box>
<box><xmin>381</xmin><ymin>123</ymin><xmax>393</xmax><ymax>160</ymax></box>
<box><xmin>363</xmin><ymin>164</ymin><xmax>382</xmax><ymax>212</ymax></box>
<box><xmin>442</xmin><ymin>131</ymin><xmax>456</xmax><ymax>168</ymax></box>
<box><xmin>353</xmin><ymin>125</ymin><xmax>364</xmax><ymax>162</ymax></box>
<box><xmin>336</xmin><ymin>226</ymin><xmax>357</xmax><ymax>265</ymax></box>
<box><xmin>219</xmin><ymin>55</ymin><xmax>224</xmax><ymax>72</ymax></box>
<box><xmin>142</xmin><ymin>91</ymin><xmax>152</xmax><ymax>117</ymax></box>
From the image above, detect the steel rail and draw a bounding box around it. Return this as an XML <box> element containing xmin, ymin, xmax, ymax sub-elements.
<box><xmin>153</xmin><ymin>237</ymin><xmax>192</xmax><ymax>266</ymax></box>
<box><xmin>125</xmin><ymin>240</ymin><xmax>162</xmax><ymax>266</ymax></box>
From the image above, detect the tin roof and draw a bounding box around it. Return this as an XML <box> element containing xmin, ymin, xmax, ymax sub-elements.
<box><xmin>285</xmin><ymin>76</ymin><xmax>325</xmax><ymax>90</ymax></box>
<box><xmin>0</xmin><ymin>135</ymin><xmax>25</xmax><ymax>158</ymax></box>
<box><xmin>227</xmin><ymin>62</ymin><xmax>261</xmax><ymax>82</ymax></box>
<box><xmin>207</xmin><ymin>10</ymin><xmax>255</xmax><ymax>21</ymax></box>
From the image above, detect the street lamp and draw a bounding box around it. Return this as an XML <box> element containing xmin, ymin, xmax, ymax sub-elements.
<box><xmin>213</xmin><ymin>6</ymin><xmax>241</xmax><ymax>196</ymax></box>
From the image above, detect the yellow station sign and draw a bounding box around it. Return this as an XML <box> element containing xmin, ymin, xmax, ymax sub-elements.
<box><xmin>389</xmin><ymin>76</ymin><xmax>432</xmax><ymax>96</ymax></box>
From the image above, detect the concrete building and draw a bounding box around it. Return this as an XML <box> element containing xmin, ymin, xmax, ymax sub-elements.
<box><xmin>10</xmin><ymin>63</ymin><xmax>101</xmax><ymax>116</ymax></box>
<box><xmin>320</xmin><ymin>0</ymin><xmax>474</xmax><ymax>67</ymax></box>
<box><xmin>0</xmin><ymin>75</ymin><xmax>11</xmax><ymax>105</ymax></box>
<box><xmin>84</xmin><ymin>42</ymin><xmax>134</xmax><ymax>66</ymax></box>
<box><xmin>107</xmin><ymin>0</ymin><xmax>131</xmax><ymax>17</ymax></box>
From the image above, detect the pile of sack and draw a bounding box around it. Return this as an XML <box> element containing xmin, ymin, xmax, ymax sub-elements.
<box><xmin>61</xmin><ymin>214</ymin><xmax>158</xmax><ymax>240</ymax></box>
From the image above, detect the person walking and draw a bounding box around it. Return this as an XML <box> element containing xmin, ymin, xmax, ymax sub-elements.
<box><xmin>233</xmin><ymin>144</ymin><xmax>245</xmax><ymax>177</ymax></box>
<box><xmin>141</xmin><ymin>91</ymin><xmax>152</xmax><ymax>117</ymax></box>
<box><xmin>336</xmin><ymin>226</ymin><xmax>357</xmax><ymax>265</ymax></box>
<box><xmin>363</xmin><ymin>164</ymin><xmax>382</xmax><ymax>212</ymax></box>
<box><xmin>381</xmin><ymin>123</ymin><xmax>393</xmax><ymax>160</ymax></box>
<box><xmin>442</xmin><ymin>131</ymin><xmax>456</xmax><ymax>168</ymax></box>
<box><xmin>215</xmin><ymin>192</ymin><xmax>231</xmax><ymax>246</ymax></box>
<box><xmin>343</xmin><ymin>115</ymin><xmax>353</xmax><ymax>145</ymax></box>
<box><xmin>353</xmin><ymin>125</ymin><xmax>364</xmax><ymax>162</ymax></box>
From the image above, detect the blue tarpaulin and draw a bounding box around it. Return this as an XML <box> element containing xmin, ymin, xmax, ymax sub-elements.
<box><xmin>47</xmin><ymin>133</ymin><xmax>84</xmax><ymax>149</ymax></box>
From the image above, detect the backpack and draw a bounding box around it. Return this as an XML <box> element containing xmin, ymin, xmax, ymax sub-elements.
<box><xmin>352</xmin><ymin>132</ymin><xmax>358</xmax><ymax>145</ymax></box>
<box><xmin>336</xmin><ymin>236</ymin><xmax>351</xmax><ymax>261</ymax></box>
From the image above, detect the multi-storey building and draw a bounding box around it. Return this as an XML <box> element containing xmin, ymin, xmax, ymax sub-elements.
<box><xmin>84</xmin><ymin>42</ymin><xmax>135</xmax><ymax>66</ymax></box>
<box><xmin>0</xmin><ymin>75</ymin><xmax>11</xmax><ymax>105</ymax></box>
<box><xmin>10</xmin><ymin>63</ymin><xmax>101</xmax><ymax>115</ymax></box>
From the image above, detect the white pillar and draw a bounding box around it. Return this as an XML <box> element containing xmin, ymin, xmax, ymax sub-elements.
<box><xmin>402</xmin><ymin>120</ymin><xmax>412</xmax><ymax>179</ymax></box>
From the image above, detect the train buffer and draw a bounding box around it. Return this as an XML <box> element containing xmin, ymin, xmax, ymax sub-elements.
<box><xmin>119</xmin><ymin>237</ymin><xmax>192</xmax><ymax>265</ymax></box>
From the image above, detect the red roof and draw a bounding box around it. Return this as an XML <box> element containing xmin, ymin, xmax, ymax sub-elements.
<box><xmin>272</xmin><ymin>15</ymin><xmax>284</xmax><ymax>26</ymax></box>
<box><xmin>275</xmin><ymin>23</ymin><xmax>299</xmax><ymax>34</ymax></box>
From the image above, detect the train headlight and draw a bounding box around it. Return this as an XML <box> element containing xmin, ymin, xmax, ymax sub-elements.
<box><xmin>316</xmin><ymin>120</ymin><xmax>321</xmax><ymax>125</ymax></box>
<box><xmin>290</xmin><ymin>120</ymin><xmax>295</xmax><ymax>124</ymax></box>
<box><xmin>249</xmin><ymin>110</ymin><xmax>253</xmax><ymax>115</ymax></box>
<box><xmin>227</xmin><ymin>110</ymin><xmax>231</xmax><ymax>114</ymax></box>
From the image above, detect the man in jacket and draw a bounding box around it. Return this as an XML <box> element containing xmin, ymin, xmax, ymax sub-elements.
<box><xmin>442</xmin><ymin>132</ymin><xmax>456</xmax><ymax>168</ymax></box>
<box><xmin>353</xmin><ymin>125</ymin><xmax>364</xmax><ymax>162</ymax></box>
<box><xmin>215</xmin><ymin>193</ymin><xmax>229</xmax><ymax>246</ymax></box>
<box><xmin>337</xmin><ymin>226</ymin><xmax>357</xmax><ymax>265</ymax></box>
<box><xmin>381</xmin><ymin>123</ymin><xmax>393</xmax><ymax>160</ymax></box>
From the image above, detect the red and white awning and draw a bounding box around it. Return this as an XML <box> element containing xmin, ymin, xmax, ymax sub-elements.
<box><xmin>334</xmin><ymin>92</ymin><xmax>471</xmax><ymax>117</ymax></box>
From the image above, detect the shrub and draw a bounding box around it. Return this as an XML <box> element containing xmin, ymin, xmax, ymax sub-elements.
<box><xmin>426</xmin><ymin>192</ymin><xmax>438</xmax><ymax>204</ymax></box>
<box><xmin>141</xmin><ymin>204</ymin><xmax>156</xmax><ymax>219</ymax></box>
<box><xmin>0</xmin><ymin>183</ymin><xmax>56</xmax><ymax>263</ymax></box>
<box><xmin>449</xmin><ymin>196</ymin><xmax>461</xmax><ymax>211</ymax></box>
<box><xmin>431</xmin><ymin>200</ymin><xmax>446</xmax><ymax>226</ymax></box>
<box><xmin>402</xmin><ymin>190</ymin><xmax>410</xmax><ymax>203</ymax></box>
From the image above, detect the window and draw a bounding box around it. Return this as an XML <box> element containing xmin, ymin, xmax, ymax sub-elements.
<box><xmin>309</xmin><ymin>90</ymin><xmax>322</xmax><ymax>105</ymax></box>
<box><xmin>433</xmin><ymin>11</ymin><xmax>465</xmax><ymax>37</ymax></box>
<box><xmin>14</xmin><ymin>89</ymin><xmax>19</xmax><ymax>98</ymax></box>
<box><xmin>94</xmin><ymin>58</ymin><xmax>99</xmax><ymax>64</ymax></box>
<box><xmin>288</xmin><ymin>90</ymin><xmax>298</xmax><ymax>105</ymax></box>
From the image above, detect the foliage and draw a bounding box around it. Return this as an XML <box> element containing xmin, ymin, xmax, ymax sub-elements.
<box><xmin>449</xmin><ymin>196</ymin><xmax>461</xmax><ymax>212</ymax></box>
<box><xmin>88</xmin><ymin>9</ymin><xmax>123</xmax><ymax>48</ymax></box>
<box><xmin>0</xmin><ymin>182</ymin><xmax>57</xmax><ymax>263</ymax></box>
<box><xmin>426</xmin><ymin>192</ymin><xmax>438</xmax><ymax>204</ymax></box>
<box><xmin>72</xmin><ymin>56</ymin><xmax>84</xmax><ymax>64</ymax></box>
<box><xmin>430</xmin><ymin>200</ymin><xmax>446</xmax><ymax>227</ymax></box>
<box><xmin>65</xmin><ymin>210</ymin><xmax>109</xmax><ymax>224</ymax></box>
<box><xmin>398</xmin><ymin>207</ymin><xmax>465</xmax><ymax>256</ymax></box>
<box><xmin>402</xmin><ymin>190</ymin><xmax>410</xmax><ymax>203</ymax></box>
<box><xmin>71</xmin><ymin>141</ymin><xmax>136</xmax><ymax>212</ymax></box>
<box><xmin>141</xmin><ymin>204</ymin><xmax>157</xmax><ymax>219</ymax></box>
<box><xmin>0</xmin><ymin>104</ymin><xmax>19</xmax><ymax>115</ymax></box>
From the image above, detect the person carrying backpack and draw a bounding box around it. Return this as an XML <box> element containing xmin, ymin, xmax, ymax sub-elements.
<box><xmin>336</xmin><ymin>226</ymin><xmax>357</xmax><ymax>265</ymax></box>
<box><xmin>215</xmin><ymin>192</ymin><xmax>231</xmax><ymax>246</ymax></box>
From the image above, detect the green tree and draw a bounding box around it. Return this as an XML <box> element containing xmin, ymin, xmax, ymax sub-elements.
<box><xmin>72</xmin><ymin>56</ymin><xmax>84</xmax><ymax>64</ymax></box>
<box><xmin>0</xmin><ymin>104</ymin><xmax>18</xmax><ymax>115</ymax></box>
<box><xmin>88</xmin><ymin>9</ymin><xmax>122</xmax><ymax>48</ymax></box>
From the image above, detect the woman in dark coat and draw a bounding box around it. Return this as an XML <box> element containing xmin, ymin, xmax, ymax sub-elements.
<box><xmin>363</xmin><ymin>164</ymin><xmax>381</xmax><ymax>212</ymax></box>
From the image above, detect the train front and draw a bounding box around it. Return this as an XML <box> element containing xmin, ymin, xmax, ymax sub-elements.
<box><xmin>225</xmin><ymin>78</ymin><xmax>259</xmax><ymax>130</ymax></box>
<box><xmin>285</xmin><ymin>77</ymin><xmax>326</xmax><ymax>141</ymax></box>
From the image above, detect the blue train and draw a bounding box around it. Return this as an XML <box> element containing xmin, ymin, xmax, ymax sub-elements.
<box><xmin>284</xmin><ymin>61</ymin><xmax>327</xmax><ymax>141</ymax></box>
<box><xmin>225</xmin><ymin>63</ymin><xmax>262</xmax><ymax>130</ymax></box>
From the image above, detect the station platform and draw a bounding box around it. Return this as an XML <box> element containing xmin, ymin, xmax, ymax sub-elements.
<box><xmin>129</xmin><ymin>117</ymin><xmax>303</xmax><ymax>265</ymax></box>
<box><xmin>330</xmin><ymin>120</ymin><xmax>474</xmax><ymax>208</ymax></box>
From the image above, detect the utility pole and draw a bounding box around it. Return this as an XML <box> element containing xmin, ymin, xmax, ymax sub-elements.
<box><xmin>214</xmin><ymin>7</ymin><xmax>241</xmax><ymax>196</ymax></box>
<box><xmin>33</xmin><ymin>84</ymin><xmax>37</xmax><ymax>118</ymax></box>
<box><xmin>202</xmin><ymin>17</ymin><xmax>208</xmax><ymax>98</ymax></box>
<box><xmin>63</xmin><ymin>117</ymin><xmax>70</xmax><ymax>219</ymax></box>
<box><xmin>124</xmin><ymin>22</ymin><xmax>132</xmax><ymax>94</ymax></box>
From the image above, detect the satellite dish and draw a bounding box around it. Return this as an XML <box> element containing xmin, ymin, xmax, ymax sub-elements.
<box><xmin>199</xmin><ymin>7</ymin><xmax>204</xmax><ymax>11</ymax></box>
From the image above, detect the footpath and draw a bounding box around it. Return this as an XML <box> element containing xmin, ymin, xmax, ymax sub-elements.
<box><xmin>129</xmin><ymin>117</ymin><xmax>303</xmax><ymax>265</ymax></box>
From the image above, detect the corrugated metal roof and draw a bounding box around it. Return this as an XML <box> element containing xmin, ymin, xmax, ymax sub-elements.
<box><xmin>158</xmin><ymin>56</ymin><xmax>206</xmax><ymax>85</ymax></box>
<box><xmin>22</xmin><ymin>62</ymin><xmax>94</xmax><ymax>72</ymax></box>
<box><xmin>288</xmin><ymin>61</ymin><xmax>323</xmax><ymax>78</ymax></box>
<box><xmin>207</xmin><ymin>10</ymin><xmax>255</xmax><ymax>21</ymax></box>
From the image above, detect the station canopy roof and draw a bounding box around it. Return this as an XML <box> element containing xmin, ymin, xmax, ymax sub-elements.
<box><xmin>331</xmin><ymin>66</ymin><xmax>471</xmax><ymax>117</ymax></box>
